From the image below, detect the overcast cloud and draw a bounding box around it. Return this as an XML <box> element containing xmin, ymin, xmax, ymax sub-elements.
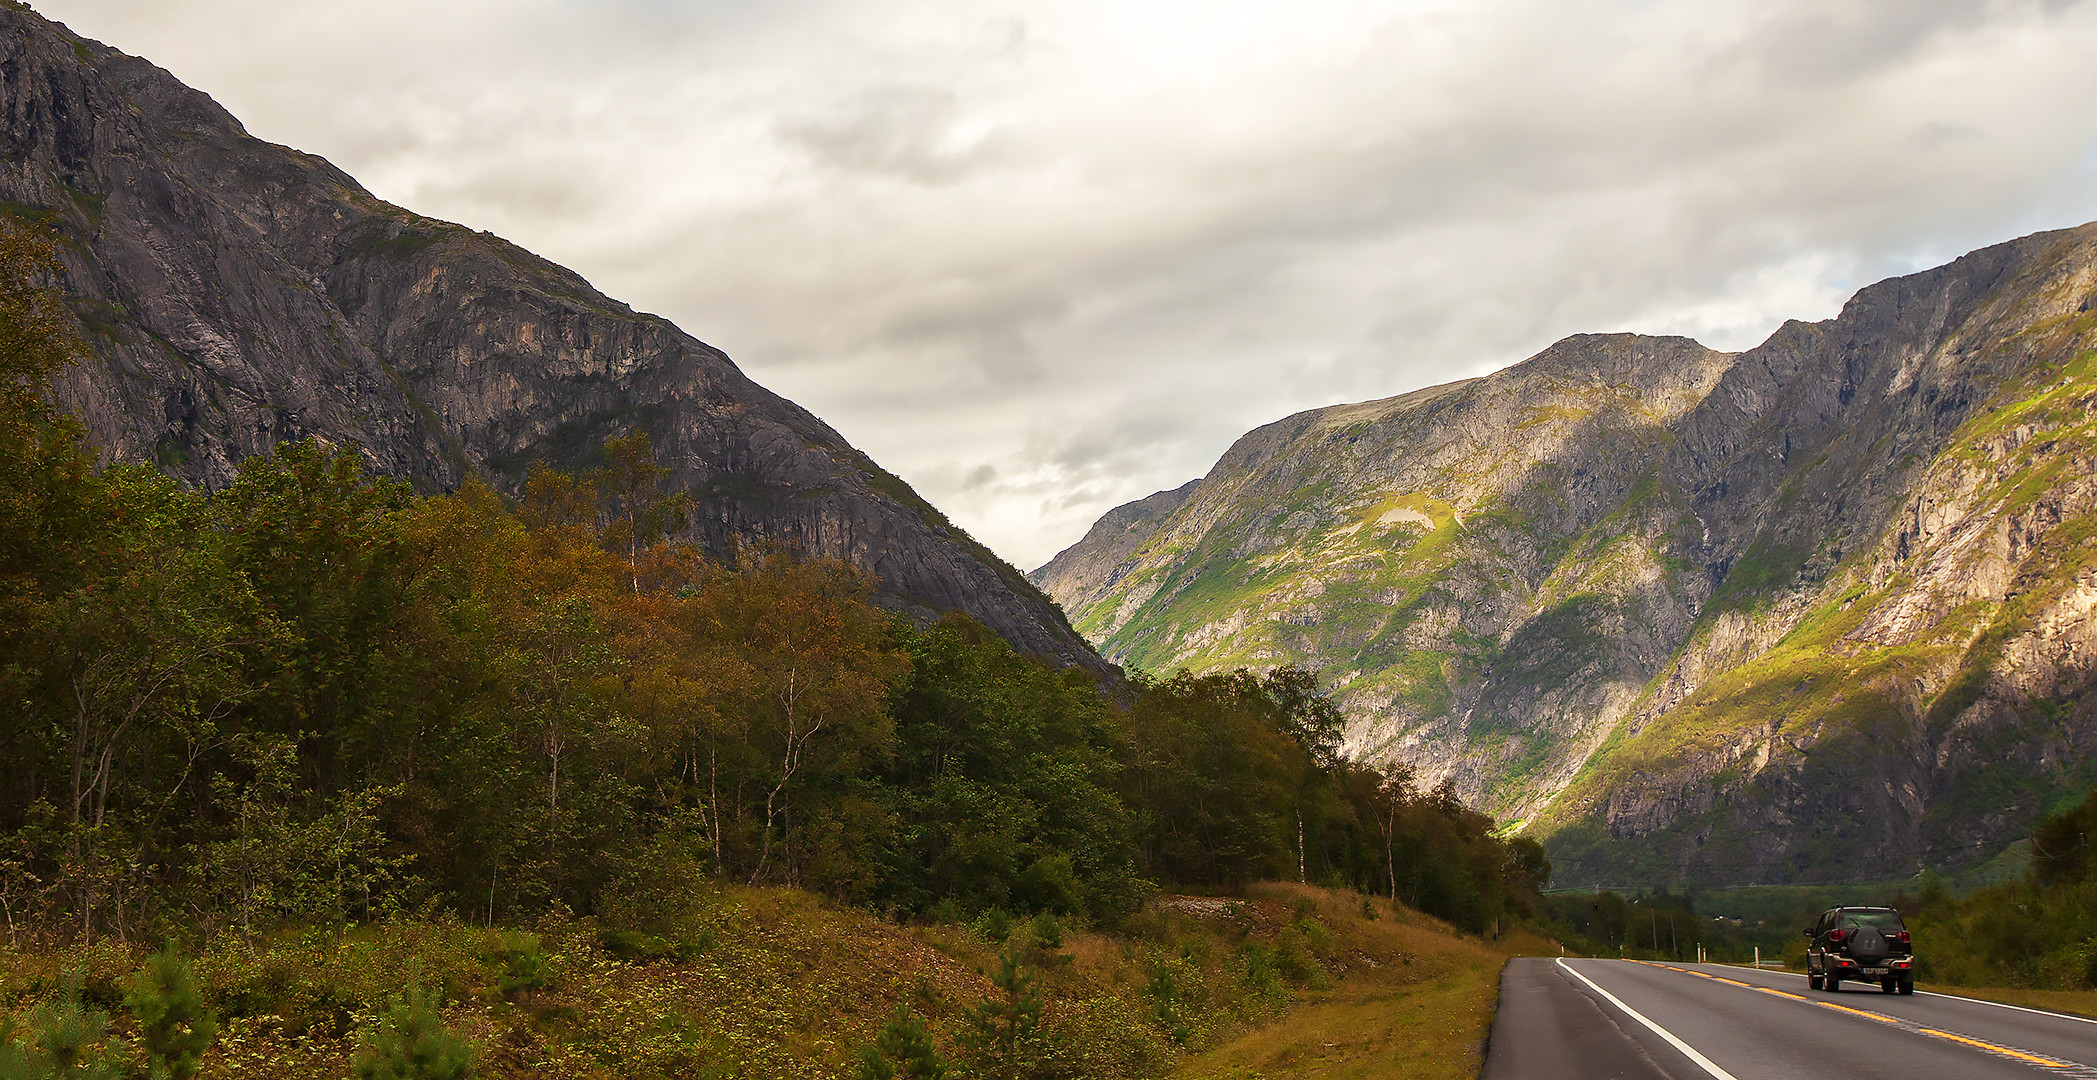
<box><xmin>34</xmin><ymin>0</ymin><xmax>2097</xmax><ymax>568</ymax></box>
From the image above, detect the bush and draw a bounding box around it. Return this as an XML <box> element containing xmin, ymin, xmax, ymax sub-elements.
<box><xmin>123</xmin><ymin>947</ymin><xmax>217</xmax><ymax>1080</ymax></box>
<box><xmin>351</xmin><ymin>985</ymin><xmax>473</xmax><ymax>1080</ymax></box>
<box><xmin>491</xmin><ymin>932</ymin><xmax>550</xmax><ymax>1000</ymax></box>
<box><xmin>0</xmin><ymin>973</ymin><xmax>128</xmax><ymax>1080</ymax></box>
<box><xmin>959</xmin><ymin>951</ymin><xmax>1045</xmax><ymax>1080</ymax></box>
<box><xmin>1027</xmin><ymin>913</ymin><xmax>1064</xmax><ymax>953</ymax></box>
<box><xmin>974</xmin><ymin>907</ymin><xmax>1015</xmax><ymax>944</ymax></box>
<box><xmin>857</xmin><ymin>1004</ymin><xmax>945</xmax><ymax>1080</ymax></box>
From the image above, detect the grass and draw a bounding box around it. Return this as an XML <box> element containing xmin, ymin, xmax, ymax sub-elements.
<box><xmin>0</xmin><ymin>883</ymin><xmax>1546</xmax><ymax>1080</ymax></box>
<box><xmin>1923</xmin><ymin>984</ymin><xmax>2097</xmax><ymax>1021</ymax></box>
<box><xmin>1167</xmin><ymin>884</ymin><xmax>1550</xmax><ymax>1080</ymax></box>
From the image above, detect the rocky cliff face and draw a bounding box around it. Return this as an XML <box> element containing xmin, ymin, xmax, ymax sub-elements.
<box><xmin>1040</xmin><ymin>225</ymin><xmax>2097</xmax><ymax>885</ymax></box>
<box><xmin>0</xmin><ymin>5</ymin><xmax>1108</xmax><ymax>678</ymax></box>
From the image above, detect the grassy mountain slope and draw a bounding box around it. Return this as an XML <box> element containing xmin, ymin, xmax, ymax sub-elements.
<box><xmin>1039</xmin><ymin>224</ymin><xmax>2097</xmax><ymax>886</ymax></box>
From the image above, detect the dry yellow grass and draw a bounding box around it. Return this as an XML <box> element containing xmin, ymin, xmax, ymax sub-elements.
<box><xmin>1167</xmin><ymin>884</ymin><xmax>1552</xmax><ymax>1080</ymax></box>
<box><xmin>0</xmin><ymin>882</ymin><xmax>1551</xmax><ymax>1079</ymax></box>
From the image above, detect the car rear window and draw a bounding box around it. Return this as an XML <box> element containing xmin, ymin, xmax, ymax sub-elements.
<box><xmin>1838</xmin><ymin>909</ymin><xmax>1905</xmax><ymax>931</ymax></box>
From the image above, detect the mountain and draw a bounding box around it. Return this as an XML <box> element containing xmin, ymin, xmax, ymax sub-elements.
<box><xmin>1037</xmin><ymin>224</ymin><xmax>2097</xmax><ymax>886</ymax></box>
<box><xmin>0</xmin><ymin>4</ymin><xmax>1108</xmax><ymax>679</ymax></box>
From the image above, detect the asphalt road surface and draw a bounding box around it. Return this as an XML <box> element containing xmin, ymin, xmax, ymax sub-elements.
<box><xmin>1482</xmin><ymin>957</ymin><xmax>2097</xmax><ymax>1079</ymax></box>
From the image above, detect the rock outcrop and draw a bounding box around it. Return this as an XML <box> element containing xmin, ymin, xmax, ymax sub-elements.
<box><xmin>1041</xmin><ymin>225</ymin><xmax>2097</xmax><ymax>885</ymax></box>
<box><xmin>0</xmin><ymin>5</ymin><xmax>1109</xmax><ymax>679</ymax></box>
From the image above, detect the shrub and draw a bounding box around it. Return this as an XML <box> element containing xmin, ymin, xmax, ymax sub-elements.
<box><xmin>123</xmin><ymin>946</ymin><xmax>217</xmax><ymax>1080</ymax></box>
<box><xmin>974</xmin><ymin>907</ymin><xmax>1015</xmax><ymax>944</ymax></box>
<box><xmin>959</xmin><ymin>950</ymin><xmax>1045</xmax><ymax>1080</ymax></box>
<box><xmin>857</xmin><ymin>1004</ymin><xmax>945</xmax><ymax>1080</ymax></box>
<box><xmin>1027</xmin><ymin>913</ymin><xmax>1064</xmax><ymax>953</ymax></box>
<box><xmin>491</xmin><ymin>932</ymin><xmax>550</xmax><ymax>1000</ymax></box>
<box><xmin>0</xmin><ymin>973</ymin><xmax>129</xmax><ymax>1080</ymax></box>
<box><xmin>350</xmin><ymin>986</ymin><xmax>473</xmax><ymax>1080</ymax></box>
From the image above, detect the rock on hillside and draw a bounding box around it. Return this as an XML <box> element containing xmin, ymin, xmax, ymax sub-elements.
<box><xmin>0</xmin><ymin>5</ymin><xmax>1108</xmax><ymax>678</ymax></box>
<box><xmin>1041</xmin><ymin>225</ymin><xmax>2097</xmax><ymax>885</ymax></box>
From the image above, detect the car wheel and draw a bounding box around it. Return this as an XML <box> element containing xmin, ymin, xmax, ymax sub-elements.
<box><xmin>1899</xmin><ymin>977</ymin><xmax>1914</xmax><ymax>995</ymax></box>
<box><xmin>1809</xmin><ymin>970</ymin><xmax>1823</xmax><ymax>990</ymax></box>
<box><xmin>1825</xmin><ymin>974</ymin><xmax>1841</xmax><ymax>992</ymax></box>
<box><xmin>1881</xmin><ymin>978</ymin><xmax>1896</xmax><ymax>994</ymax></box>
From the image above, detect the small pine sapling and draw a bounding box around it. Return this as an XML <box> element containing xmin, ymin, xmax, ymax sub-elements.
<box><xmin>2</xmin><ymin>972</ymin><xmax>129</xmax><ymax>1080</ymax></box>
<box><xmin>856</xmin><ymin>1004</ymin><xmax>945</xmax><ymax>1080</ymax></box>
<box><xmin>123</xmin><ymin>945</ymin><xmax>217</xmax><ymax>1080</ymax></box>
<box><xmin>493</xmin><ymin>931</ymin><xmax>551</xmax><ymax>1001</ymax></box>
<box><xmin>351</xmin><ymin>986</ymin><xmax>474</xmax><ymax>1080</ymax></box>
<box><xmin>960</xmin><ymin>950</ymin><xmax>1043</xmax><ymax>1080</ymax></box>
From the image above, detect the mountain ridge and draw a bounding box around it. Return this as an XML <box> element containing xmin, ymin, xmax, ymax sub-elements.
<box><xmin>1040</xmin><ymin>224</ymin><xmax>2097</xmax><ymax>885</ymax></box>
<box><xmin>0</xmin><ymin>3</ymin><xmax>1111</xmax><ymax>679</ymax></box>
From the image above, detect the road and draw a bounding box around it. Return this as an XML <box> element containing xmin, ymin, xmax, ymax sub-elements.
<box><xmin>1481</xmin><ymin>957</ymin><xmax>2097</xmax><ymax>1079</ymax></box>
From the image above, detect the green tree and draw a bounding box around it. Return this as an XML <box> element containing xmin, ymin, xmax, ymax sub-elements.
<box><xmin>960</xmin><ymin>950</ymin><xmax>1044</xmax><ymax>1080</ymax></box>
<box><xmin>591</xmin><ymin>430</ymin><xmax>690</xmax><ymax>581</ymax></box>
<box><xmin>123</xmin><ymin>946</ymin><xmax>216</xmax><ymax>1080</ymax></box>
<box><xmin>0</xmin><ymin>973</ymin><xmax>127</xmax><ymax>1080</ymax></box>
<box><xmin>351</xmin><ymin>986</ymin><xmax>473</xmax><ymax>1080</ymax></box>
<box><xmin>858</xmin><ymin>1004</ymin><xmax>946</xmax><ymax>1080</ymax></box>
<box><xmin>2033</xmin><ymin>785</ymin><xmax>2096</xmax><ymax>887</ymax></box>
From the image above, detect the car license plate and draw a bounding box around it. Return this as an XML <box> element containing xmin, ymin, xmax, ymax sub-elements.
<box><xmin>1861</xmin><ymin>967</ymin><xmax>1888</xmax><ymax>976</ymax></box>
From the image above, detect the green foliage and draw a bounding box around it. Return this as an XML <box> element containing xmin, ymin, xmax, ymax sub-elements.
<box><xmin>491</xmin><ymin>931</ymin><xmax>551</xmax><ymax>999</ymax></box>
<box><xmin>1886</xmin><ymin>786</ymin><xmax>2097</xmax><ymax>989</ymax></box>
<box><xmin>0</xmin><ymin>974</ymin><xmax>127</xmax><ymax>1080</ymax></box>
<box><xmin>122</xmin><ymin>946</ymin><xmax>216</xmax><ymax>1080</ymax></box>
<box><xmin>1026</xmin><ymin>912</ymin><xmax>1063</xmax><ymax>953</ymax></box>
<box><xmin>958</xmin><ymin>951</ymin><xmax>1045</xmax><ymax>1080</ymax></box>
<box><xmin>350</xmin><ymin>985</ymin><xmax>474</xmax><ymax>1080</ymax></box>
<box><xmin>2032</xmin><ymin>784</ymin><xmax>2096</xmax><ymax>887</ymax></box>
<box><xmin>857</xmin><ymin>1004</ymin><xmax>945</xmax><ymax>1080</ymax></box>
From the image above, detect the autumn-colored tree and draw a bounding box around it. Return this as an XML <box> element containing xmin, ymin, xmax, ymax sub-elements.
<box><xmin>693</xmin><ymin>549</ymin><xmax>907</xmax><ymax>887</ymax></box>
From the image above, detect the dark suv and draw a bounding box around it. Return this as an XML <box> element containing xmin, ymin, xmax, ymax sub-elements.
<box><xmin>1805</xmin><ymin>906</ymin><xmax>1914</xmax><ymax>994</ymax></box>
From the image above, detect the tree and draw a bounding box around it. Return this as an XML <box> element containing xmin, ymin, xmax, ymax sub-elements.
<box><xmin>591</xmin><ymin>430</ymin><xmax>689</xmax><ymax>585</ymax></box>
<box><xmin>123</xmin><ymin>946</ymin><xmax>217</xmax><ymax>1080</ymax></box>
<box><xmin>2032</xmin><ymin>785</ymin><xmax>2096</xmax><ymax>887</ymax></box>
<box><xmin>43</xmin><ymin>468</ymin><xmax>268</xmax><ymax>936</ymax></box>
<box><xmin>351</xmin><ymin>986</ymin><xmax>473</xmax><ymax>1080</ymax></box>
<box><xmin>959</xmin><ymin>950</ymin><xmax>1044</xmax><ymax>1080</ymax></box>
<box><xmin>858</xmin><ymin>1005</ymin><xmax>946</xmax><ymax>1080</ymax></box>
<box><xmin>692</xmin><ymin>550</ymin><xmax>906</xmax><ymax>887</ymax></box>
<box><xmin>0</xmin><ymin>972</ymin><xmax>128</xmax><ymax>1080</ymax></box>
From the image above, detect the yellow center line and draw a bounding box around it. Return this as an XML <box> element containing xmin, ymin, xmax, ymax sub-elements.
<box><xmin>1639</xmin><ymin>964</ymin><xmax>2087</xmax><ymax>1070</ymax></box>
<box><xmin>1818</xmin><ymin>1002</ymin><xmax>1899</xmax><ymax>1024</ymax></box>
<box><xmin>1918</xmin><ymin>1028</ymin><xmax>2073</xmax><ymax>1069</ymax></box>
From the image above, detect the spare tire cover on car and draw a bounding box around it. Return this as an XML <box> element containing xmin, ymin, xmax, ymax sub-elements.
<box><xmin>1850</xmin><ymin>925</ymin><xmax>1889</xmax><ymax>961</ymax></box>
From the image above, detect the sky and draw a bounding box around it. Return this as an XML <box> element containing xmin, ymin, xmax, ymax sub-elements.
<box><xmin>33</xmin><ymin>0</ymin><xmax>2097</xmax><ymax>570</ymax></box>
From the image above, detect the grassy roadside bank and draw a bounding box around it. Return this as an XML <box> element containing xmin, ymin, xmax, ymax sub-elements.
<box><xmin>0</xmin><ymin>882</ymin><xmax>1541</xmax><ymax>1080</ymax></box>
<box><xmin>1170</xmin><ymin>884</ymin><xmax>1552</xmax><ymax>1080</ymax></box>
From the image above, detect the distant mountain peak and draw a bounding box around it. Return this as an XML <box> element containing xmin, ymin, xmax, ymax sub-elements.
<box><xmin>1042</xmin><ymin>223</ymin><xmax>2097</xmax><ymax>885</ymax></box>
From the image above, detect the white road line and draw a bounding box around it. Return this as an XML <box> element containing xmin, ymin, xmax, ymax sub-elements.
<box><xmin>1555</xmin><ymin>958</ymin><xmax>1741</xmax><ymax>1080</ymax></box>
<box><xmin>1709</xmin><ymin>964</ymin><xmax>2097</xmax><ymax>1027</ymax></box>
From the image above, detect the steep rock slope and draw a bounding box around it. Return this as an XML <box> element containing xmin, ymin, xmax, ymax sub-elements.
<box><xmin>1041</xmin><ymin>226</ymin><xmax>2097</xmax><ymax>884</ymax></box>
<box><xmin>0</xmin><ymin>5</ymin><xmax>1106</xmax><ymax>677</ymax></box>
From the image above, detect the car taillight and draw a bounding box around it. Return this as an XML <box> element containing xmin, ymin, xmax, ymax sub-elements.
<box><xmin>1896</xmin><ymin>930</ymin><xmax>1909</xmax><ymax>944</ymax></box>
<box><xmin>1829</xmin><ymin>929</ymin><xmax>1846</xmax><ymax>943</ymax></box>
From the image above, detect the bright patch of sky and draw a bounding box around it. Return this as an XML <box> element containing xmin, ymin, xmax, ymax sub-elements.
<box><xmin>34</xmin><ymin>0</ymin><xmax>2097</xmax><ymax>568</ymax></box>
